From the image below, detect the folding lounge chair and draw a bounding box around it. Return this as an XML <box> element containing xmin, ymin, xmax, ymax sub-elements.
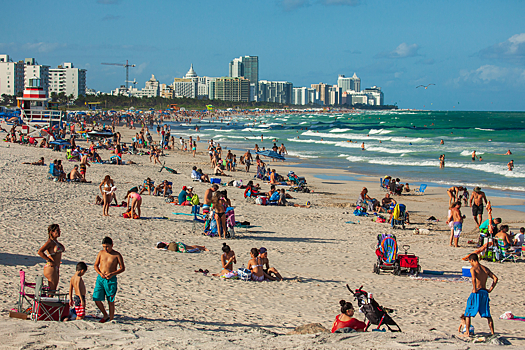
<box><xmin>391</xmin><ymin>204</ymin><xmax>406</xmax><ymax>229</ymax></box>
<box><xmin>191</xmin><ymin>205</ymin><xmax>208</xmax><ymax>234</ymax></box>
<box><xmin>415</xmin><ymin>184</ymin><xmax>427</xmax><ymax>195</ymax></box>
<box><xmin>31</xmin><ymin>276</ymin><xmax>68</xmax><ymax>321</ymax></box>
<box><xmin>495</xmin><ymin>238</ymin><xmax>519</xmax><ymax>263</ymax></box>
<box><xmin>48</xmin><ymin>164</ymin><xmax>59</xmax><ymax>180</ymax></box>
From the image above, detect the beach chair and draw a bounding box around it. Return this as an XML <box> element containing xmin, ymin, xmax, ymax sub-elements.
<box><xmin>17</xmin><ymin>270</ymin><xmax>37</xmax><ymax>313</ymax></box>
<box><xmin>391</xmin><ymin>204</ymin><xmax>406</xmax><ymax>229</ymax></box>
<box><xmin>522</xmin><ymin>243</ymin><xmax>525</xmax><ymax>258</ymax></box>
<box><xmin>415</xmin><ymin>184</ymin><xmax>427</xmax><ymax>195</ymax></box>
<box><xmin>379</xmin><ymin>178</ymin><xmax>384</xmax><ymax>190</ymax></box>
<box><xmin>383</xmin><ymin>178</ymin><xmax>390</xmax><ymax>191</ymax></box>
<box><xmin>48</xmin><ymin>164</ymin><xmax>59</xmax><ymax>180</ymax></box>
<box><xmin>495</xmin><ymin>239</ymin><xmax>518</xmax><ymax>263</ymax></box>
<box><xmin>31</xmin><ymin>276</ymin><xmax>68</xmax><ymax>321</ymax></box>
<box><xmin>191</xmin><ymin>205</ymin><xmax>207</xmax><ymax>234</ymax></box>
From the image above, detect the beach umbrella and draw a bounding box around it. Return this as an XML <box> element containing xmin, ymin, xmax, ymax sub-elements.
<box><xmin>255</xmin><ymin>150</ymin><xmax>285</xmax><ymax>161</ymax></box>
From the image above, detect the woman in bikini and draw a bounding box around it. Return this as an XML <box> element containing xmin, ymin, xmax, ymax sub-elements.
<box><xmin>125</xmin><ymin>187</ymin><xmax>142</xmax><ymax>219</ymax></box>
<box><xmin>37</xmin><ymin>224</ymin><xmax>65</xmax><ymax>290</ymax></box>
<box><xmin>99</xmin><ymin>175</ymin><xmax>116</xmax><ymax>216</ymax></box>
<box><xmin>212</xmin><ymin>243</ymin><xmax>236</xmax><ymax>276</ymax></box>
<box><xmin>247</xmin><ymin>248</ymin><xmax>267</xmax><ymax>282</ymax></box>
<box><xmin>212</xmin><ymin>191</ymin><xmax>227</xmax><ymax>239</ymax></box>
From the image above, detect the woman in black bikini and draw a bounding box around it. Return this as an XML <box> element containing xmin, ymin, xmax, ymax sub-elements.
<box><xmin>37</xmin><ymin>224</ymin><xmax>65</xmax><ymax>290</ymax></box>
<box><xmin>213</xmin><ymin>191</ymin><xmax>228</xmax><ymax>239</ymax></box>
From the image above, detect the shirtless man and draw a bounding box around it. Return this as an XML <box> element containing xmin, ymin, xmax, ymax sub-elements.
<box><xmin>80</xmin><ymin>153</ymin><xmax>91</xmax><ymax>181</ymax></box>
<box><xmin>462</xmin><ymin>253</ymin><xmax>498</xmax><ymax>337</ymax></box>
<box><xmin>471</xmin><ymin>150</ymin><xmax>477</xmax><ymax>161</ymax></box>
<box><xmin>70</xmin><ymin>165</ymin><xmax>84</xmax><ymax>182</ymax></box>
<box><xmin>244</xmin><ymin>150</ymin><xmax>253</xmax><ymax>172</ymax></box>
<box><xmin>203</xmin><ymin>184</ymin><xmax>218</xmax><ymax>212</ymax></box>
<box><xmin>470</xmin><ymin>187</ymin><xmax>488</xmax><ymax>227</ymax></box>
<box><xmin>93</xmin><ymin>237</ymin><xmax>125</xmax><ymax>323</ymax></box>
<box><xmin>446</xmin><ymin>201</ymin><xmax>465</xmax><ymax>247</ymax></box>
<box><xmin>508</xmin><ymin>160</ymin><xmax>514</xmax><ymax>171</ymax></box>
<box><xmin>495</xmin><ymin>225</ymin><xmax>513</xmax><ymax>248</ymax></box>
<box><xmin>278</xmin><ymin>143</ymin><xmax>287</xmax><ymax>156</ymax></box>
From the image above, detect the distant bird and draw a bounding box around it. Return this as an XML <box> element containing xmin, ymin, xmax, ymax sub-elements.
<box><xmin>416</xmin><ymin>84</ymin><xmax>435</xmax><ymax>89</ymax></box>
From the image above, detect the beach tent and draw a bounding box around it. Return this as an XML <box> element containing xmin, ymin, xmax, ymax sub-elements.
<box><xmin>255</xmin><ymin>150</ymin><xmax>286</xmax><ymax>161</ymax></box>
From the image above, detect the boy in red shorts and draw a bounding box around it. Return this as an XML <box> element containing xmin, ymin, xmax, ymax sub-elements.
<box><xmin>68</xmin><ymin>262</ymin><xmax>87</xmax><ymax>320</ymax></box>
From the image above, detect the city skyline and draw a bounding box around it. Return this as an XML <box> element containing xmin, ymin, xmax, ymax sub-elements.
<box><xmin>1</xmin><ymin>1</ymin><xmax>524</xmax><ymax>110</ymax></box>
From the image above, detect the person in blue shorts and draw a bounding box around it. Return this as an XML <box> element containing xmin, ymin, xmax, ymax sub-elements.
<box><xmin>93</xmin><ymin>237</ymin><xmax>125</xmax><ymax>323</ymax></box>
<box><xmin>462</xmin><ymin>253</ymin><xmax>498</xmax><ymax>337</ymax></box>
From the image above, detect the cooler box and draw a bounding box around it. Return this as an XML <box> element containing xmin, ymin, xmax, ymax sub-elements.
<box><xmin>210</xmin><ymin>178</ymin><xmax>221</xmax><ymax>184</ymax></box>
<box><xmin>33</xmin><ymin>300</ymin><xmax>69</xmax><ymax>321</ymax></box>
<box><xmin>462</xmin><ymin>266</ymin><xmax>472</xmax><ymax>278</ymax></box>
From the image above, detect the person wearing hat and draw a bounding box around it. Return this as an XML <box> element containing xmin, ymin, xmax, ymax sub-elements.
<box><xmin>259</xmin><ymin>247</ymin><xmax>283</xmax><ymax>281</ymax></box>
<box><xmin>470</xmin><ymin>187</ymin><xmax>487</xmax><ymax>228</ymax></box>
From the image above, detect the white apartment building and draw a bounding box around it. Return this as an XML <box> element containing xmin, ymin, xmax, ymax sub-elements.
<box><xmin>343</xmin><ymin>86</ymin><xmax>384</xmax><ymax>106</ymax></box>
<box><xmin>292</xmin><ymin>87</ymin><xmax>322</xmax><ymax>105</ymax></box>
<box><xmin>23</xmin><ymin>58</ymin><xmax>50</xmax><ymax>93</ymax></box>
<box><xmin>329</xmin><ymin>85</ymin><xmax>342</xmax><ymax>105</ymax></box>
<box><xmin>172</xmin><ymin>78</ymin><xmax>197</xmax><ymax>98</ymax></box>
<box><xmin>48</xmin><ymin>62</ymin><xmax>87</xmax><ymax>98</ymax></box>
<box><xmin>337</xmin><ymin>73</ymin><xmax>361</xmax><ymax>92</ymax></box>
<box><xmin>141</xmin><ymin>74</ymin><xmax>160</xmax><ymax>98</ymax></box>
<box><xmin>0</xmin><ymin>54</ymin><xmax>25</xmax><ymax>96</ymax></box>
<box><xmin>363</xmin><ymin>86</ymin><xmax>384</xmax><ymax>105</ymax></box>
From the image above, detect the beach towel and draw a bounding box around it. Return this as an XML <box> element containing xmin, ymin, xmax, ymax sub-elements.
<box><xmin>393</xmin><ymin>204</ymin><xmax>401</xmax><ymax>220</ymax></box>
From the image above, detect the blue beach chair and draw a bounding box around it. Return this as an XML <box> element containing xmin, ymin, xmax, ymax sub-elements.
<box><xmin>415</xmin><ymin>184</ymin><xmax>427</xmax><ymax>195</ymax></box>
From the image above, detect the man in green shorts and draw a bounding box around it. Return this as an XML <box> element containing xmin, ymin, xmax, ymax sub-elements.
<box><xmin>93</xmin><ymin>237</ymin><xmax>125</xmax><ymax>323</ymax></box>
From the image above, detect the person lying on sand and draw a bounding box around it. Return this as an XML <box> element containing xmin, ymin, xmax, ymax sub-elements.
<box><xmin>212</xmin><ymin>243</ymin><xmax>236</xmax><ymax>277</ymax></box>
<box><xmin>23</xmin><ymin>157</ymin><xmax>45</xmax><ymax>165</ymax></box>
<box><xmin>156</xmin><ymin>242</ymin><xmax>208</xmax><ymax>252</ymax></box>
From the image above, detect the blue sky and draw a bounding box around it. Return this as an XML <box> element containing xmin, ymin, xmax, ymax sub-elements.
<box><xmin>1</xmin><ymin>0</ymin><xmax>524</xmax><ymax>111</ymax></box>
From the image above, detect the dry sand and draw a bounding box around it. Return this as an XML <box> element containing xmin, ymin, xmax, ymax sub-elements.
<box><xmin>1</xmin><ymin>126</ymin><xmax>524</xmax><ymax>349</ymax></box>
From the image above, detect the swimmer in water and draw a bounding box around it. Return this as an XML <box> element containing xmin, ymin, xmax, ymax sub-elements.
<box><xmin>361</xmin><ymin>142</ymin><xmax>365</xmax><ymax>151</ymax></box>
<box><xmin>440</xmin><ymin>139</ymin><xmax>444</xmax><ymax>145</ymax></box>
<box><xmin>508</xmin><ymin>160</ymin><xmax>514</xmax><ymax>171</ymax></box>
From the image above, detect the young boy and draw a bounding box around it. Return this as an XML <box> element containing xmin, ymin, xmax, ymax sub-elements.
<box><xmin>69</xmin><ymin>262</ymin><xmax>88</xmax><ymax>320</ymax></box>
<box><xmin>93</xmin><ymin>237</ymin><xmax>125</xmax><ymax>323</ymax></box>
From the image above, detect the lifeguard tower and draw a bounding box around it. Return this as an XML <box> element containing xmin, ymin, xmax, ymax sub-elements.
<box><xmin>17</xmin><ymin>77</ymin><xmax>63</xmax><ymax>130</ymax></box>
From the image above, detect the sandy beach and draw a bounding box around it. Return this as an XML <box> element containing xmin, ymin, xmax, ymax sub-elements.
<box><xmin>1</xmin><ymin>126</ymin><xmax>525</xmax><ymax>349</ymax></box>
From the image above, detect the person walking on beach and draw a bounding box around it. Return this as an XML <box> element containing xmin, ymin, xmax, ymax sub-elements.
<box><xmin>446</xmin><ymin>201</ymin><xmax>465</xmax><ymax>247</ymax></box>
<box><xmin>244</xmin><ymin>150</ymin><xmax>253</xmax><ymax>172</ymax></box>
<box><xmin>99</xmin><ymin>175</ymin><xmax>116</xmax><ymax>216</ymax></box>
<box><xmin>461</xmin><ymin>253</ymin><xmax>498</xmax><ymax>337</ymax></box>
<box><xmin>80</xmin><ymin>153</ymin><xmax>91</xmax><ymax>181</ymax></box>
<box><xmin>470</xmin><ymin>187</ymin><xmax>488</xmax><ymax>228</ymax></box>
<box><xmin>93</xmin><ymin>237</ymin><xmax>125</xmax><ymax>323</ymax></box>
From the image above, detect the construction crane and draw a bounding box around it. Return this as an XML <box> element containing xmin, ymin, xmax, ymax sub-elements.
<box><xmin>101</xmin><ymin>60</ymin><xmax>136</xmax><ymax>90</ymax></box>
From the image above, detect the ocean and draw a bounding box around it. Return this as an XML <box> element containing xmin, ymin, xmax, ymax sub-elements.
<box><xmin>168</xmin><ymin>110</ymin><xmax>525</xmax><ymax>193</ymax></box>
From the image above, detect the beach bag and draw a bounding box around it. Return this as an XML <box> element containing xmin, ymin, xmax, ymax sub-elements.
<box><xmin>269</xmin><ymin>192</ymin><xmax>280</xmax><ymax>202</ymax></box>
<box><xmin>376</xmin><ymin>217</ymin><xmax>386</xmax><ymax>223</ymax></box>
<box><xmin>238</xmin><ymin>268</ymin><xmax>252</xmax><ymax>281</ymax></box>
<box><xmin>255</xmin><ymin>197</ymin><xmax>267</xmax><ymax>206</ymax></box>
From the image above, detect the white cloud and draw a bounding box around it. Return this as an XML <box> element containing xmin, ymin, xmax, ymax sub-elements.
<box><xmin>478</xmin><ymin>33</ymin><xmax>525</xmax><ymax>64</ymax></box>
<box><xmin>376</xmin><ymin>43</ymin><xmax>421</xmax><ymax>59</ymax></box>
<box><xmin>135</xmin><ymin>62</ymin><xmax>149</xmax><ymax>75</ymax></box>
<box><xmin>2</xmin><ymin>42</ymin><xmax>68</xmax><ymax>53</ymax></box>
<box><xmin>453</xmin><ymin>64</ymin><xmax>525</xmax><ymax>86</ymax></box>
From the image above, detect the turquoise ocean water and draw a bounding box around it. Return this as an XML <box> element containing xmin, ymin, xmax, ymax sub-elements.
<box><xmin>168</xmin><ymin>110</ymin><xmax>525</xmax><ymax>193</ymax></box>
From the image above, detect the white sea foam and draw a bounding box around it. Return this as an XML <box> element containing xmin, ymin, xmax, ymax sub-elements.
<box><xmin>366</xmin><ymin>146</ymin><xmax>417</xmax><ymax>154</ymax></box>
<box><xmin>369</xmin><ymin>128</ymin><xmax>393</xmax><ymax>135</ymax></box>
<box><xmin>475</xmin><ymin>128</ymin><xmax>496</xmax><ymax>131</ymax></box>
<box><xmin>301</xmin><ymin>130</ymin><xmax>424</xmax><ymax>143</ymax></box>
<box><xmin>287</xmin><ymin>151</ymin><xmax>319</xmax><ymax>159</ymax></box>
<box><xmin>329</xmin><ymin>128</ymin><xmax>351</xmax><ymax>133</ymax></box>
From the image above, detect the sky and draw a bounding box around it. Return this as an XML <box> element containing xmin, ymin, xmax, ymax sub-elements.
<box><xmin>1</xmin><ymin>0</ymin><xmax>525</xmax><ymax>111</ymax></box>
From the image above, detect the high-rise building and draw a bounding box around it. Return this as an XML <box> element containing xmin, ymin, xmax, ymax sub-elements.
<box><xmin>0</xmin><ymin>54</ymin><xmax>25</xmax><ymax>96</ymax></box>
<box><xmin>213</xmin><ymin>77</ymin><xmax>250</xmax><ymax>102</ymax></box>
<box><xmin>329</xmin><ymin>85</ymin><xmax>342</xmax><ymax>105</ymax></box>
<box><xmin>172</xmin><ymin>78</ymin><xmax>197</xmax><ymax>98</ymax></box>
<box><xmin>337</xmin><ymin>73</ymin><xmax>361</xmax><ymax>92</ymax></box>
<box><xmin>311</xmin><ymin>82</ymin><xmax>330</xmax><ymax>106</ymax></box>
<box><xmin>258</xmin><ymin>80</ymin><xmax>293</xmax><ymax>104</ymax></box>
<box><xmin>364</xmin><ymin>86</ymin><xmax>383</xmax><ymax>105</ymax></box>
<box><xmin>48</xmin><ymin>62</ymin><xmax>87</xmax><ymax>98</ymax></box>
<box><xmin>23</xmin><ymin>58</ymin><xmax>49</xmax><ymax>92</ymax></box>
<box><xmin>229</xmin><ymin>56</ymin><xmax>258</xmax><ymax>84</ymax></box>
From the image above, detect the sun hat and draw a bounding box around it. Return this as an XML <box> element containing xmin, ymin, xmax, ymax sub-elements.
<box><xmin>474</xmin><ymin>187</ymin><xmax>481</xmax><ymax>192</ymax></box>
<box><xmin>259</xmin><ymin>247</ymin><xmax>267</xmax><ymax>254</ymax></box>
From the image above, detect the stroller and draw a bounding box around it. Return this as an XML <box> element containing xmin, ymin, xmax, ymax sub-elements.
<box><xmin>374</xmin><ymin>234</ymin><xmax>420</xmax><ymax>276</ymax></box>
<box><xmin>347</xmin><ymin>285</ymin><xmax>401</xmax><ymax>332</ymax></box>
